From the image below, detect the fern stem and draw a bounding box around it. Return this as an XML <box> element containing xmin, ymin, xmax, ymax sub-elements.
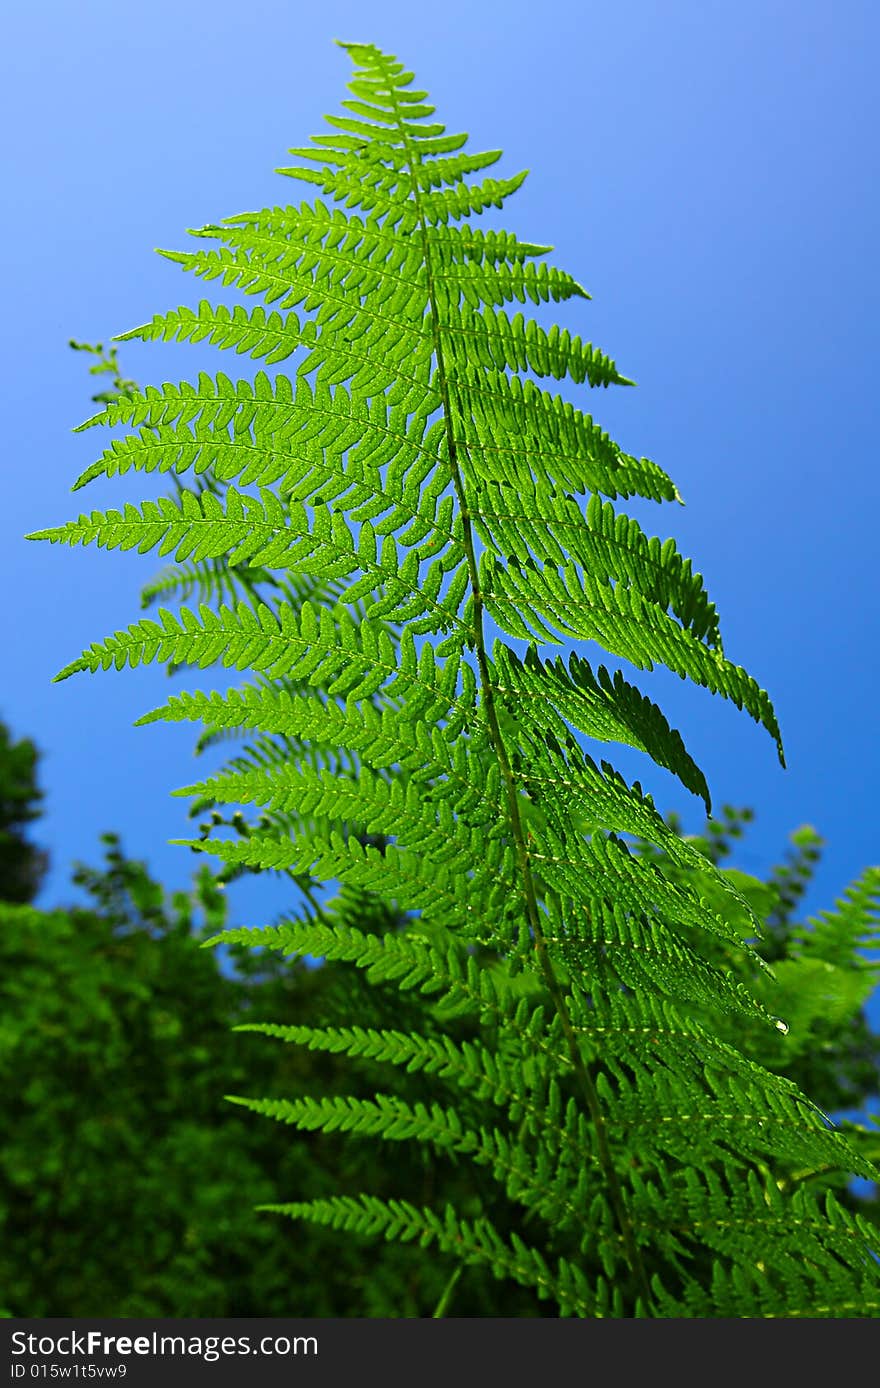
<box><xmin>431</xmin><ymin>1263</ymin><xmax>464</xmax><ymax>1318</ymax></box>
<box><xmin>383</xmin><ymin>61</ymin><xmax>654</xmax><ymax>1318</ymax></box>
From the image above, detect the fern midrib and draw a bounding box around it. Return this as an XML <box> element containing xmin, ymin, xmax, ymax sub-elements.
<box><xmin>382</xmin><ymin>66</ymin><xmax>654</xmax><ymax>1314</ymax></box>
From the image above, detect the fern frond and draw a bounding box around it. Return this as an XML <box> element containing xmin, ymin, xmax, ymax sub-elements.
<box><xmin>54</xmin><ymin>600</ymin><xmax>467</xmax><ymax>702</ymax></box>
<box><xmin>795</xmin><ymin>865</ymin><xmax>880</xmax><ymax>968</ymax></box>
<box><xmin>480</xmin><ymin>549</ymin><xmax>783</xmax><ymax>760</ymax></box>
<box><xmin>118</xmin><ymin>300</ymin><xmax>313</xmax><ymax>366</ymax></box>
<box><xmin>264</xmin><ymin>1194</ymin><xmax>602</xmax><ymax>1315</ymax></box>
<box><xmin>496</xmin><ymin>645</ymin><xmax>710</xmax><ymax>809</ymax></box>
<box><xmin>38</xmin><ymin>37</ymin><xmax>879</xmax><ymax>1317</ymax></box>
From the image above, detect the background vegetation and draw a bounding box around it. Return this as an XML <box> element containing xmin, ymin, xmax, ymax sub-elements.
<box><xmin>2</xmin><ymin>717</ymin><xmax>876</xmax><ymax>1316</ymax></box>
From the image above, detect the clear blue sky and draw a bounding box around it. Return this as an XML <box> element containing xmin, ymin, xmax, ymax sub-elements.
<box><xmin>2</xmin><ymin>0</ymin><xmax>878</xmax><ymax>954</ymax></box>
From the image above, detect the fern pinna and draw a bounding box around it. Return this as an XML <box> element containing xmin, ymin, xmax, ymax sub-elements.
<box><xmin>34</xmin><ymin>41</ymin><xmax>880</xmax><ymax>1316</ymax></box>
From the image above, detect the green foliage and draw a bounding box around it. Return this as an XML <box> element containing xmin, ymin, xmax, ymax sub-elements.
<box><xmin>0</xmin><ymin>840</ymin><xmax>274</xmax><ymax>1317</ymax></box>
<box><xmin>0</xmin><ymin>719</ymin><xmax>46</xmax><ymax>904</ymax></box>
<box><xmin>0</xmin><ymin>830</ymin><xmax>547</xmax><ymax>1316</ymax></box>
<box><xmin>34</xmin><ymin>41</ymin><xmax>880</xmax><ymax>1315</ymax></box>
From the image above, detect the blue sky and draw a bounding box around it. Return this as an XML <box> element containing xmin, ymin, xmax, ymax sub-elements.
<box><xmin>2</xmin><ymin>0</ymin><xmax>878</xmax><ymax>958</ymax></box>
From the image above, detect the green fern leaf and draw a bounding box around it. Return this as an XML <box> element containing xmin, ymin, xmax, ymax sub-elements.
<box><xmin>36</xmin><ymin>38</ymin><xmax>879</xmax><ymax>1317</ymax></box>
